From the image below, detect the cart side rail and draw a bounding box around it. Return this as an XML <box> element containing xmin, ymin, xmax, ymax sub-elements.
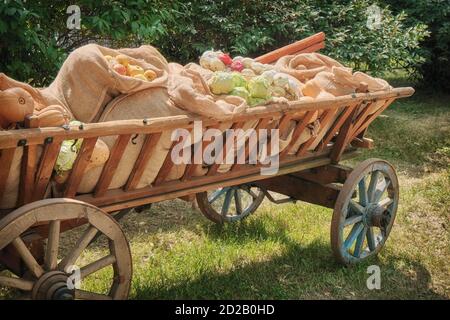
<box><xmin>0</xmin><ymin>87</ymin><xmax>414</xmax><ymax>212</ymax></box>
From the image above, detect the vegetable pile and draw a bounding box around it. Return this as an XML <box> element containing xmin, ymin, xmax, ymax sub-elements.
<box><xmin>201</xmin><ymin>50</ymin><xmax>301</xmax><ymax>106</ymax></box>
<box><xmin>104</xmin><ymin>54</ymin><xmax>158</xmax><ymax>81</ymax></box>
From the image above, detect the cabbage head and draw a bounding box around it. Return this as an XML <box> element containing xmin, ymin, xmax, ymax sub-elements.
<box><xmin>209</xmin><ymin>72</ymin><xmax>235</xmax><ymax>94</ymax></box>
<box><xmin>248</xmin><ymin>76</ymin><xmax>270</xmax><ymax>99</ymax></box>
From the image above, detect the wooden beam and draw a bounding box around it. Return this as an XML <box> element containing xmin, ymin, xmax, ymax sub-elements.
<box><xmin>258</xmin><ymin>175</ymin><xmax>341</xmax><ymax>209</ymax></box>
<box><xmin>124</xmin><ymin>133</ymin><xmax>161</xmax><ymax>191</ymax></box>
<box><xmin>94</xmin><ymin>134</ymin><xmax>131</xmax><ymax>197</ymax></box>
<box><xmin>33</xmin><ymin>140</ymin><xmax>62</xmax><ymax>201</ymax></box>
<box><xmin>63</xmin><ymin>137</ymin><xmax>97</xmax><ymax>198</ymax></box>
<box><xmin>18</xmin><ymin>145</ymin><xmax>38</xmax><ymax>205</ymax></box>
<box><xmin>329</xmin><ymin>106</ymin><xmax>359</xmax><ymax>163</ymax></box>
<box><xmin>280</xmin><ymin>110</ymin><xmax>317</xmax><ymax>158</ymax></box>
<box><xmin>290</xmin><ymin>164</ymin><xmax>352</xmax><ymax>185</ymax></box>
<box><xmin>0</xmin><ymin>148</ymin><xmax>16</xmax><ymax>204</ymax></box>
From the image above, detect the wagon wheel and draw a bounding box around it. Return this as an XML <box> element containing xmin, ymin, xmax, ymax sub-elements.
<box><xmin>196</xmin><ymin>185</ymin><xmax>265</xmax><ymax>224</ymax></box>
<box><xmin>0</xmin><ymin>199</ymin><xmax>132</xmax><ymax>300</ymax></box>
<box><xmin>331</xmin><ymin>159</ymin><xmax>399</xmax><ymax>265</ymax></box>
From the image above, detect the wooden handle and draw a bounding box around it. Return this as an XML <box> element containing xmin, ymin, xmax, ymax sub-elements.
<box><xmin>255</xmin><ymin>32</ymin><xmax>326</xmax><ymax>64</ymax></box>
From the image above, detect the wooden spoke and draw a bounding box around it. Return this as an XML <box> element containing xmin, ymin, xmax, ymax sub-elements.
<box><xmin>44</xmin><ymin>220</ymin><xmax>61</xmax><ymax>271</ymax></box>
<box><xmin>234</xmin><ymin>189</ymin><xmax>243</xmax><ymax>215</ymax></box>
<box><xmin>353</xmin><ymin>226</ymin><xmax>367</xmax><ymax>257</ymax></box>
<box><xmin>344</xmin><ymin>222</ymin><xmax>364</xmax><ymax>250</ymax></box>
<box><xmin>367</xmin><ymin>171</ymin><xmax>381</xmax><ymax>203</ymax></box>
<box><xmin>366</xmin><ymin>227</ymin><xmax>376</xmax><ymax>251</ymax></box>
<box><xmin>75</xmin><ymin>289</ymin><xmax>112</xmax><ymax>300</ymax></box>
<box><xmin>358</xmin><ymin>178</ymin><xmax>368</xmax><ymax>206</ymax></box>
<box><xmin>12</xmin><ymin>237</ymin><xmax>44</xmax><ymax>278</ymax></box>
<box><xmin>80</xmin><ymin>254</ymin><xmax>116</xmax><ymax>279</ymax></box>
<box><xmin>0</xmin><ymin>275</ymin><xmax>34</xmax><ymax>291</ymax></box>
<box><xmin>209</xmin><ymin>188</ymin><xmax>227</xmax><ymax>203</ymax></box>
<box><xmin>373</xmin><ymin>180</ymin><xmax>391</xmax><ymax>203</ymax></box>
<box><xmin>349</xmin><ymin>200</ymin><xmax>365</xmax><ymax>215</ymax></box>
<box><xmin>378</xmin><ymin>197</ymin><xmax>393</xmax><ymax>208</ymax></box>
<box><xmin>58</xmin><ymin>226</ymin><xmax>98</xmax><ymax>272</ymax></box>
<box><xmin>221</xmin><ymin>189</ymin><xmax>233</xmax><ymax>216</ymax></box>
<box><xmin>343</xmin><ymin>214</ymin><xmax>363</xmax><ymax>227</ymax></box>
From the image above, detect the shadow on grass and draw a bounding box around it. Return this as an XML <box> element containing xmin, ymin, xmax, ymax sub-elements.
<box><xmin>133</xmin><ymin>213</ymin><xmax>446</xmax><ymax>300</ymax></box>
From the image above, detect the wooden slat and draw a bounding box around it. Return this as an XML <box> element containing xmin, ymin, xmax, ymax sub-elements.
<box><xmin>32</xmin><ymin>141</ymin><xmax>62</xmax><ymax>201</ymax></box>
<box><xmin>280</xmin><ymin>111</ymin><xmax>317</xmax><ymax>158</ymax></box>
<box><xmin>351</xmin><ymin>98</ymin><xmax>395</xmax><ymax>139</ymax></box>
<box><xmin>0</xmin><ymin>148</ymin><xmax>16</xmax><ymax>203</ymax></box>
<box><xmin>63</xmin><ymin>137</ymin><xmax>98</xmax><ymax>198</ymax></box>
<box><xmin>153</xmin><ymin>127</ymin><xmax>193</xmax><ymax>186</ymax></box>
<box><xmin>207</xmin><ymin>122</ymin><xmax>245</xmax><ymax>176</ymax></box>
<box><xmin>255</xmin><ymin>32</ymin><xmax>325</xmax><ymax>64</ymax></box>
<box><xmin>94</xmin><ymin>134</ymin><xmax>131</xmax><ymax>197</ymax></box>
<box><xmin>318</xmin><ymin>103</ymin><xmax>358</xmax><ymax>151</ymax></box>
<box><xmin>18</xmin><ymin>145</ymin><xmax>38</xmax><ymax>205</ymax></box>
<box><xmin>124</xmin><ymin>132</ymin><xmax>162</xmax><ymax>191</ymax></box>
<box><xmin>296</xmin><ymin>109</ymin><xmax>337</xmax><ymax>157</ymax></box>
<box><xmin>329</xmin><ymin>106</ymin><xmax>360</xmax><ymax>163</ymax></box>
<box><xmin>231</xmin><ymin>118</ymin><xmax>271</xmax><ymax>172</ymax></box>
<box><xmin>182</xmin><ymin>124</ymin><xmax>221</xmax><ymax>181</ymax></box>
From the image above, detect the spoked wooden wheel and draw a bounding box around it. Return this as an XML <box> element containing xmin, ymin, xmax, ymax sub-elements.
<box><xmin>196</xmin><ymin>185</ymin><xmax>265</xmax><ymax>224</ymax></box>
<box><xmin>331</xmin><ymin>159</ymin><xmax>399</xmax><ymax>265</ymax></box>
<box><xmin>0</xmin><ymin>199</ymin><xmax>132</xmax><ymax>300</ymax></box>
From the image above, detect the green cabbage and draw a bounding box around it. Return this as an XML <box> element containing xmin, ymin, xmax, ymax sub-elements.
<box><xmin>248</xmin><ymin>96</ymin><xmax>268</xmax><ymax>107</ymax></box>
<box><xmin>209</xmin><ymin>72</ymin><xmax>235</xmax><ymax>94</ymax></box>
<box><xmin>231</xmin><ymin>73</ymin><xmax>247</xmax><ymax>88</ymax></box>
<box><xmin>55</xmin><ymin>121</ymin><xmax>84</xmax><ymax>173</ymax></box>
<box><xmin>230</xmin><ymin>87</ymin><xmax>250</xmax><ymax>100</ymax></box>
<box><xmin>248</xmin><ymin>76</ymin><xmax>270</xmax><ymax>99</ymax></box>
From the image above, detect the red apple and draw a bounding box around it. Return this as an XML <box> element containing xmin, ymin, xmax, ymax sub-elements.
<box><xmin>113</xmin><ymin>63</ymin><xmax>127</xmax><ymax>76</ymax></box>
<box><xmin>230</xmin><ymin>60</ymin><xmax>244</xmax><ymax>72</ymax></box>
<box><xmin>218</xmin><ymin>53</ymin><xmax>233</xmax><ymax>66</ymax></box>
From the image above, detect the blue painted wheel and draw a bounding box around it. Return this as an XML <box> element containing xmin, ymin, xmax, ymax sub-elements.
<box><xmin>196</xmin><ymin>185</ymin><xmax>265</xmax><ymax>224</ymax></box>
<box><xmin>331</xmin><ymin>159</ymin><xmax>399</xmax><ymax>265</ymax></box>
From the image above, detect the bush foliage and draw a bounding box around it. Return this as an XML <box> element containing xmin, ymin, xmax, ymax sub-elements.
<box><xmin>0</xmin><ymin>0</ymin><xmax>429</xmax><ymax>86</ymax></box>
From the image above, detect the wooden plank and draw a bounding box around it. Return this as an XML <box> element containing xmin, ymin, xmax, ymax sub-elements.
<box><xmin>231</xmin><ymin>118</ymin><xmax>271</xmax><ymax>172</ymax></box>
<box><xmin>94</xmin><ymin>150</ymin><xmax>358</xmax><ymax>213</ymax></box>
<box><xmin>94</xmin><ymin>134</ymin><xmax>131</xmax><ymax>197</ymax></box>
<box><xmin>76</xmin><ymin>148</ymin><xmax>358</xmax><ymax>210</ymax></box>
<box><xmin>351</xmin><ymin>137</ymin><xmax>374</xmax><ymax>149</ymax></box>
<box><xmin>351</xmin><ymin>98</ymin><xmax>395</xmax><ymax>139</ymax></box>
<box><xmin>318</xmin><ymin>104</ymin><xmax>358</xmax><ymax>151</ymax></box>
<box><xmin>296</xmin><ymin>109</ymin><xmax>337</xmax><ymax>157</ymax></box>
<box><xmin>290</xmin><ymin>164</ymin><xmax>352</xmax><ymax>185</ymax></box>
<box><xmin>280</xmin><ymin>110</ymin><xmax>317</xmax><ymax>158</ymax></box>
<box><xmin>63</xmin><ymin>137</ymin><xmax>98</xmax><ymax>198</ymax></box>
<box><xmin>207</xmin><ymin>122</ymin><xmax>245</xmax><ymax>176</ymax></box>
<box><xmin>153</xmin><ymin>127</ymin><xmax>192</xmax><ymax>186</ymax></box>
<box><xmin>0</xmin><ymin>88</ymin><xmax>415</xmax><ymax>150</ymax></box>
<box><xmin>329</xmin><ymin>106</ymin><xmax>359</xmax><ymax>163</ymax></box>
<box><xmin>32</xmin><ymin>141</ymin><xmax>62</xmax><ymax>201</ymax></box>
<box><xmin>124</xmin><ymin>132</ymin><xmax>162</xmax><ymax>191</ymax></box>
<box><xmin>255</xmin><ymin>32</ymin><xmax>325</xmax><ymax>64</ymax></box>
<box><xmin>18</xmin><ymin>145</ymin><xmax>38</xmax><ymax>205</ymax></box>
<box><xmin>0</xmin><ymin>148</ymin><xmax>16</xmax><ymax>203</ymax></box>
<box><xmin>256</xmin><ymin>175</ymin><xmax>341</xmax><ymax>209</ymax></box>
<box><xmin>182</xmin><ymin>124</ymin><xmax>221</xmax><ymax>181</ymax></box>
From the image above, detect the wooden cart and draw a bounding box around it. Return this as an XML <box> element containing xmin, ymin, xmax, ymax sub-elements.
<box><xmin>0</xmin><ymin>34</ymin><xmax>414</xmax><ymax>299</ymax></box>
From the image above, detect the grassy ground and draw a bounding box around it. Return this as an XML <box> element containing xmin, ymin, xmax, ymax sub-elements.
<box><xmin>1</xmin><ymin>79</ymin><xmax>449</xmax><ymax>300</ymax></box>
<box><xmin>114</xmin><ymin>79</ymin><xmax>449</xmax><ymax>299</ymax></box>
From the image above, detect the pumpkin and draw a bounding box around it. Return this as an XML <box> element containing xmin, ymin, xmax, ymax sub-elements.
<box><xmin>0</xmin><ymin>87</ymin><xmax>35</xmax><ymax>129</ymax></box>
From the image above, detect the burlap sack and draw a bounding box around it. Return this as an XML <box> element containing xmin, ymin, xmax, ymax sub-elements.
<box><xmin>41</xmin><ymin>44</ymin><xmax>169</xmax><ymax>123</ymax></box>
<box><xmin>168</xmin><ymin>63</ymin><xmax>248</xmax><ymax>120</ymax></box>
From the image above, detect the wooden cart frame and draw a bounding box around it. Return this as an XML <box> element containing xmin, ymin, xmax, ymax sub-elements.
<box><xmin>0</xmin><ymin>33</ymin><xmax>414</xmax><ymax>300</ymax></box>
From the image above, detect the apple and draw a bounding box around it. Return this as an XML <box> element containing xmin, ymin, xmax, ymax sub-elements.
<box><xmin>133</xmin><ymin>74</ymin><xmax>148</xmax><ymax>81</ymax></box>
<box><xmin>112</xmin><ymin>63</ymin><xmax>127</xmax><ymax>76</ymax></box>
<box><xmin>144</xmin><ymin>70</ymin><xmax>157</xmax><ymax>81</ymax></box>
<box><xmin>218</xmin><ymin>53</ymin><xmax>233</xmax><ymax>66</ymax></box>
<box><xmin>230</xmin><ymin>60</ymin><xmax>244</xmax><ymax>72</ymax></box>
<box><xmin>115</xmin><ymin>54</ymin><xmax>130</xmax><ymax>67</ymax></box>
<box><xmin>127</xmin><ymin>64</ymin><xmax>144</xmax><ymax>76</ymax></box>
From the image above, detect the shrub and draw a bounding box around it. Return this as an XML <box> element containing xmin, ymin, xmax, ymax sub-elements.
<box><xmin>0</xmin><ymin>0</ymin><xmax>429</xmax><ymax>86</ymax></box>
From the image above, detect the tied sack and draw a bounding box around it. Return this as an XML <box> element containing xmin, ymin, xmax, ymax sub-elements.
<box><xmin>41</xmin><ymin>44</ymin><xmax>169</xmax><ymax>123</ymax></box>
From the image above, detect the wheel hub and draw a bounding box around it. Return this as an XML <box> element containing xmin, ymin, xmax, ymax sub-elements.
<box><xmin>31</xmin><ymin>271</ymin><xmax>74</xmax><ymax>300</ymax></box>
<box><xmin>363</xmin><ymin>203</ymin><xmax>389</xmax><ymax>228</ymax></box>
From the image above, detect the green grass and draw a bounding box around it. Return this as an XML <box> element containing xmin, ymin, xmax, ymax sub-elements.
<box><xmin>110</xmin><ymin>80</ymin><xmax>448</xmax><ymax>299</ymax></box>
<box><xmin>1</xmin><ymin>78</ymin><xmax>449</xmax><ymax>300</ymax></box>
